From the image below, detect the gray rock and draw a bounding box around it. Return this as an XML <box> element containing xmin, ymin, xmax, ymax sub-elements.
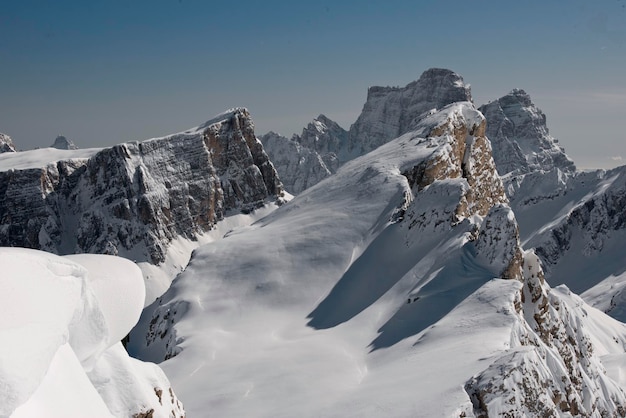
<box><xmin>479</xmin><ymin>89</ymin><xmax>575</xmax><ymax>176</ymax></box>
<box><xmin>51</xmin><ymin>135</ymin><xmax>78</xmax><ymax>150</ymax></box>
<box><xmin>0</xmin><ymin>108</ymin><xmax>284</xmax><ymax>265</ymax></box>
<box><xmin>0</xmin><ymin>133</ymin><xmax>16</xmax><ymax>153</ymax></box>
<box><xmin>347</xmin><ymin>68</ymin><xmax>472</xmax><ymax>160</ymax></box>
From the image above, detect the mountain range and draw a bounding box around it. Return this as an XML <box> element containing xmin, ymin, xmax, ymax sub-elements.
<box><xmin>2</xmin><ymin>68</ymin><xmax>626</xmax><ymax>417</ymax></box>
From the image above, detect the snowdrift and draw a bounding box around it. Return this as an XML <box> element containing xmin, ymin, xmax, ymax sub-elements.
<box><xmin>0</xmin><ymin>248</ymin><xmax>184</xmax><ymax>418</ymax></box>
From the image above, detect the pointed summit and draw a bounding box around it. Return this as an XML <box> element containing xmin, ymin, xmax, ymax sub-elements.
<box><xmin>479</xmin><ymin>90</ymin><xmax>575</xmax><ymax>176</ymax></box>
<box><xmin>51</xmin><ymin>135</ymin><xmax>78</xmax><ymax>150</ymax></box>
<box><xmin>0</xmin><ymin>133</ymin><xmax>16</xmax><ymax>153</ymax></box>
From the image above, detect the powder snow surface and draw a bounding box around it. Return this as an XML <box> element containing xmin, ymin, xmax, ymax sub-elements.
<box><xmin>0</xmin><ymin>248</ymin><xmax>179</xmax><ymax>417</ymax></box>
<box><xmin>130</xmin><ymin>106</ymin><xmax>626</xmax><ymax>417</ymax></box>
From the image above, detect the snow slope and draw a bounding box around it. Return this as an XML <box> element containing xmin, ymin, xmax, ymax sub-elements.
<box><xmin>0</xmin><ymin>248</ymin><xmax>184</xmax><ymax>417</ymax></box>
<box><xmin>481</xmin><ymin>89</ymin><xmax>626</xmax><ymax>323</ymax></box>
<box><xmin>131</xmin><ymin>102</ymin><xmax>626</xmax><ymax>416</ymax></box>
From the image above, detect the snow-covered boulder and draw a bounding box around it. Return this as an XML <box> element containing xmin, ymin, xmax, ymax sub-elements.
<box><xmin>0</xmin><ymin>248</ymin><xmax>184</xmax><ymax>417</ymax></box>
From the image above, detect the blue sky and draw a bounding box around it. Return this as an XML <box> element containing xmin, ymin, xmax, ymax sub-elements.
<box><xmin>1</xmin><ymin>0</ymin><xmax>625</xmax><ymax>168</ymax></box>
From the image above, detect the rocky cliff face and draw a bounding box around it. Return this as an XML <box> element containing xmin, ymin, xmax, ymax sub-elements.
<box><xmin>0</xmin><ymin>133</ymin><xmax>16</xmax><ymax>153</ymax></box>
<box><xmin>259</xmin><ymin>113</ymin><xmax>345</xmax><ymax>194</ymax></box>
<box><xmin>0</xmin><ymin>108</ymin><xmax>284</xmax><ymax>267</ymax></box>
<box><xmin>259</xmin><ymin>131</ymin><xmax>334</xmax><ymax>195</ymax></box>
<box><xmin>263</xmin><ymin>68</ymin><xmax>474</xmax><ymax>195</ymax></box>
<box><xmin>479</xmin><ymin>89</ymin><xmax>575</xmax><ymax>177</ymax></box>
<box><xmin>348</xmin><ymin>68</ymin><xmax>472</xmax><ymax>160</ymax></box>
<box><xmin>479</xmin><ymin>89</ymin><xmax>576</xmax><ymax>208</ymax></box>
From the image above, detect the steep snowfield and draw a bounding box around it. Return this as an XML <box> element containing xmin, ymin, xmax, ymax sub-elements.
<box><xmin>0</xmin><ymin>248</ymin><xmax>184</xmax><ymax>417</ymax></box>
<box><xmin>131</xmin><ymin>103</ymin><xmax>626</xmax><ymax>416</ymax></box>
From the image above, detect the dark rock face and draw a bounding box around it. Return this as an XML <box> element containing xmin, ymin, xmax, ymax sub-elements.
<box><xmin>0</xmin><ymin>133</ymin><xmax>16</xmax><ymax>153</ymax></box>
<box><xmin>0</xmin><ymin>108</ymin><xmax>283</xmax><ymax>265</ymax></box>
<box><xmin>51</xmin><ymin>135</ymin><xmax>78</xmax><ymax>150</ymax></box>
<box><xmin>479</xmin><ymin>89</ymin><xmax>575</xmax><ymax>176</ymax></box>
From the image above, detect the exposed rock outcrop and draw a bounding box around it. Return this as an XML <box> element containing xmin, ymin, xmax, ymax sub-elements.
<box><xmin>260</xmin><ymin>131</ymin><xmax>334</xmax><ymax>195</ymax></box>
<box><xmin>51</xmin><ymin>135</ymin><xmax>79</xmax><ymax>150</ymax></box>
<box><xmin>0</xmin><ymin>108</ymin><xmax>284</xmax><ymax>267</ymax></box>
<box><xmin>401</xmin><ymin>102</ymin><xmax>508</xmax><ymax>225</ymax></box>
<box><xmin>262</xmin><ymin>68</ymin><xmax>474</xmax><ymax>195</ymax></box>
<box><xmin>466</xmin><ymin>251</ymin><xmax>626</xmax><ymax>417</ymax></box>
<box><xmin>0</xmin><ymin>133</ymin><xmax>16</xmax><ymax>153</ymax></box>
<box><xmin>479</xmin><ymin>89</ymin><xmax>575</xmax><ymax>177</ymax></box>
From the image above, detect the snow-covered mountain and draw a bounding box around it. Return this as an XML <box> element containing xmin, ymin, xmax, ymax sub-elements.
<box><xmin>481</xmin><ymin>89</ymin><xmax>626</xmax><ymax>324</ymax></box>
<box><xmin>0</xmin><ymin>108</ymin><xmax>284</xmax><ymax>301</ymax></box>
<box><xmin>0</xmin><ymin>133</ymin><xmax>16</xmax><ymax>153</ymax></box>
<box><xmin>479</xmin><ymin>89</ymin><xmax>575</xmax><ymax>178</ymax></box>
<box><xmin>259</xmin><ymin>130</ymin><xmax>335</xmax><ymax>195</ymax></box>
<box><xmin>1</xmin><ymin>248</ymin><xmax>184</xmax><ymax>418</ymax></box>
<box><xmin>51</xmin><ymin>134</ymin><xmax>79</xmax><ymax>150</ymax></box>
<box><xmin>262</xmin><ymin>68</ymin><xmax>473</xmax><ymax>195</ymax></box>
<box><xmin>130</xmin><ymin>100</ymin><xmax>626</xmax><ymax>417</ymax></box>
<box><xmin>4</xmin><ymin>68</ymin><xmax>626</xmax><ymax>417</ymax></box>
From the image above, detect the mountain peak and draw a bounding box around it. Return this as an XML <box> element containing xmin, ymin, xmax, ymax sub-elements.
<box><xmin>51</xmin><ymin>135</ymin><xmax>78</xmax><ymax>150</ymax></box>
<box><xmin>0</xmin><ymin>133</ymin><xmax>16</xmax><ymax>153</ymax></box>
<box><xmin>479</xmin><ymin>90</ymin><xmax>575</xmax><ymax>176</ymax></box>
<box><xmin>349</xmin><ymin>68</ymin><xmax>472</xmax><ymax>157</ymax></box>
<box><xmin>197</xmin><ymin>107</ymin><xmax>250</xmax><ymax>131</ymax></box>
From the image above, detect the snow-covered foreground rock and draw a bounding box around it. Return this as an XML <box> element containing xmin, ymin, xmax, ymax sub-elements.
<box><xmin>0</xmin><ymin>248</ymin><xmax>184</xmax><ymax>418</ymax></box>
<box><xmin>131</xmin><ymin>102</ymin><xmax>626</xmax><ymax>416</ymax></box>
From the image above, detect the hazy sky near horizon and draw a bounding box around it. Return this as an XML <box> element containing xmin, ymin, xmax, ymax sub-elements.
<box><xmin>2</xmin><ymin>0</ymin><xmax>625</xmax><ymax>169</ymax></box>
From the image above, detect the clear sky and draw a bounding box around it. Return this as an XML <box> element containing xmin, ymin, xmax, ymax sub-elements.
<box><xmin>1</xmin><ymin>0</ymin><xmax>625</xmax><ymax>169</ymax></box>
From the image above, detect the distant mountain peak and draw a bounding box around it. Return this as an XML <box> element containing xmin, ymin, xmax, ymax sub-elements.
<box><xmin>51</xmin><ymin>135</ymin><xmax>78</xmax><ymax>150</ymax></box>
<box><xmin>349</xmin><ymin>68</ymin><xmax>472</xmax><ymax>159</ymax></box>
<box><xmin>0</xmin><ymin>133</ymin><xmax>16</xmax><ymax>153</ymax></box>
<box><xmin>479</xmin><ymin>90</ymin><xmax>575</xmax><ymax>177</ymax></box>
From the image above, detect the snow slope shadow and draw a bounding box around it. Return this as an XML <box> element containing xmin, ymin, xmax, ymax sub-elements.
<box><xmin>307</xmin><ymin>223</ymin><xmax>417</xmax><ymax>330</ymax></box>
<box><xmin>370</xmin><ymin>244</ymin><xmax>494</xmax><ymax>351</ymax></box>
